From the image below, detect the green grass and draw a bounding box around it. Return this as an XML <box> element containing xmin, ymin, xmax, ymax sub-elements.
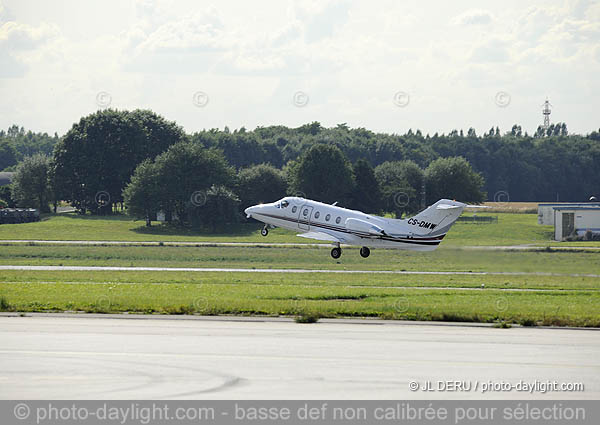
<box><xmin>1</xmin><ymin>211</ymin><xmax>598</xmax><ymax>327</ymax></box>
<box><xmin>0</xmin><ymin>213</ymin><xmax>301</xmax><ymax>243</ymax></box>
<box><xmin>1</xmin><ymin>211</ymin><xmax>592</xmax><ymax>246</ymax></box>
<box><xmin>1</xmin><ymin>278</ymin><xmax>598</xmax><ymax>327</ymax></box>
<box><xmin>0</xmin><ymin>244</ymin><xmax>598</xmax><ymax>275</ymax></box>
<box><xmin>1</xmin><ymin>269</ymin><xmax>598</xmax><ymax>290</ymax></box>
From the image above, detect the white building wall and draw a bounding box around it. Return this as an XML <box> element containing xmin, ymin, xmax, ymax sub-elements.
<box><xmin>539</xmin><ymin>203</ymin><xmax>600</xmax><ymax>225</ymax></box>
<box><xmin>554</xmin><ymin>208</ymin><xmax>600</xmax><ymax>240</ymax></box>
<box><xmin>575</xmin><ymin>211</ymin><xmax>600</xmax><ymax>236</ymax></box>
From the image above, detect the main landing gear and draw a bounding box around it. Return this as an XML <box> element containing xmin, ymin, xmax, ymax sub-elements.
<box><xmin>330</xmin><ymin>246</ymin><xmax>371</xmax><ymax>259</ymax></box>
<box><xmin>261</xmin><ymin>226</ymin><xmax>269</xmax><ymax>237</ymax></box>
<box><xmin>330</xmin><ymin>246</ymin><xmax>342</xmax><ymax>259</ymax></box>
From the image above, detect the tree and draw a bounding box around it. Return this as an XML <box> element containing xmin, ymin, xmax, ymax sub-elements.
<box><xmin>11</xmin><ymin>154</ymin><xmax>52</xmax><ymax>212</ymax></box>
<box><xmin>123</xmin><ymin>142</ymin><xmax>235</xmax><ymax>226</ymax></box>
<box><xmin>375</xmin><ymin>160</ymin><xmax>424</xmax><ymax>217</ymax></box>
<box><xmin>0</xmin><ymin>140</ymin><xmax>17</xmax><ymax>170</ymax></box>
<box><xmin>1</xmin><ymin>125</ymin><xmax>59</xmax><ymax>161</ymax></box>
<box><xmin>425</xmin><ymin>156</ymin><xmax>485</xmax><ymax>204</ymax></box>
<box><xmin>190</xmin><ymin>185</ymin><xmax>240</xmax><ymax>232</ymax></box>
<box><xmin>122</xmin><ymin>159</ymin><xmax>160</xmax><ymax>226</ymax></box>
<box><xmin>237</xmin><ymin>164</ymin><xmax>287</xmax><ymax>210</ymax></box>
<box><xmin>53</xmin><ymin>109</ymin><xmax>186</xmax><ymax>214</ymax></box>
<box><xmin>287</xmin><ymin>144</ymin><xmax>354</xmax><ymax>205</ymax></box>
<box><xmin>0</xmin><ymin>186</ymin><xmax>16</xmax><ymax>208</ymax></box>
<box><xmin>350</xmin><ymin>159</ymin><xmax>381</xmax><ymax>213</ymax></box>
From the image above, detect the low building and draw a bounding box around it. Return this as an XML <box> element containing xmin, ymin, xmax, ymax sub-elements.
<box><xmin>538</xmin><ymin>202</ymin><xmax>600</xmax><ymax>225</ymax></box>
<box><xmin>553</xmin><ymin>207</ymin><xmax>600</xmax><ymax>241</ymax></box>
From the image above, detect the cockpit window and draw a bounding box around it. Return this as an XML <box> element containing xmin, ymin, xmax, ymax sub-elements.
<box><xmin>281</xmin><ymin>200</ymin><xmax>289</xmax><ymax>208</ymax></box>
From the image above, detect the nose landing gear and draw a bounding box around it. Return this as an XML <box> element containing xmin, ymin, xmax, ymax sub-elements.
<box><xmin>360</xmin><ymin>247</ymin><xmax>370</xmax><ymax>258</ymax></box>
<box><xmin>261</xmin><ymin>226</ymin><xmax>269</xmax><ymax>237</ymax></box>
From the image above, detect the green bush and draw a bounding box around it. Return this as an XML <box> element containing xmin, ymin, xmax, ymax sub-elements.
<box><xmin>295</xmin><ymin>312</ymin><xmax>320</xmax><ymax>323</ymax></box>
<box><xmin>0</xmin><ymin>296</ymin><xmax>12</xmax><ymax>311</ymax></box>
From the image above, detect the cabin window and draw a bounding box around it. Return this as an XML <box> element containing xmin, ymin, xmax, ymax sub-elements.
<box><xmin>303</xmin><ymin>209</ymin><xmax>309</xmax><ymax>216</ymax></box>
<box><xmin>314</xmin><ymin>211</ymin><xmax>320</xmax><ymax>219</ymax></box>
<box><xmin>336</xmin><ymin>216</ymin><xmax>341</xmax><ymax>224</ymax></box>
<box><xmin>325</xmin><ymin>214</ymin><xmax>331</xmax><ymax>221</ymax></box>
<box><xmin>292</xmin><ymin>206</ymin><xmax>297</xmax><ymax>213</ymax></box>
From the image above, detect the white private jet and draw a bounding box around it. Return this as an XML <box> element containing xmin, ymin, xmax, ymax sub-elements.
<box><xmin>244</xmin><ymin>197</ymin><xmax>467</xmax><ymax>258</ymax></box>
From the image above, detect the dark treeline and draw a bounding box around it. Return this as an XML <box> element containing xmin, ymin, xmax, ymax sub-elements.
<box><xmin>2</xmin><ymin>112</ymin><xmax>599</xmax><ymax>219</ymax></box>
<box><xmin>191</xmin><ymin>122</ymin><xmax>600</xmax><ymax>203</ymax></box>
<box><xmin>0</xmin><ymin>125</ymin><xmax>59</xmax><ymax>171</ymax></box>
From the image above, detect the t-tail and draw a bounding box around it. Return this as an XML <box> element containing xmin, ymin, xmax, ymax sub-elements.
<box><xmin>406</xmin><ymin>199</ymin><xmax>467</xmax><ymax>237</ymax></box>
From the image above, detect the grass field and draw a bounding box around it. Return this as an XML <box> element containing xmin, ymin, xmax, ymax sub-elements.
<box><xmin>1</xmin><ymin>207</ymin><xmax>599</xmax><ymax>326</ymax></box>
<box><xmin>0</xmin><ymin>244</ymin><xmax>599</xmax><ymax>274</ymax></box>
<box><xmin>1</xmin><ymin>270</ymin><xmax>598</xmax><ymax>326</ymax></box>
<box><xmin>0</xmin><ymin>211</ymin><xmax>563</xmax><ymax>246</ymax></box>
<box><xmin>474</xmin><ymin>202</ymin><xmax>539</xmax><ymax>213</ymax></box>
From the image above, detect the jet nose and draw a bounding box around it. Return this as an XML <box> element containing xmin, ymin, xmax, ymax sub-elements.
<box><xmin>244</xmin><ymin>206</ymin><xmax>257</xmax><ymax>218</ymax></box>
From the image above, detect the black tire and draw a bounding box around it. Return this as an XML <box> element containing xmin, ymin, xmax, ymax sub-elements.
<box><xmin>331</xmin><ymin>247</ymin><xmax>342</xmax><ymax>259</ymax></box>
<box><xmin>261</xmin><ymin>227</ymin><xmax>268</xmax><ymax>237</ymax></box>
<box><xmin>360</xmin><ymin>246</ymin><xmax>370</xmax><ymax>258</ymax></box>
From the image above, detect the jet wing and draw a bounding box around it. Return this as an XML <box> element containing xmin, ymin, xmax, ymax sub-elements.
<box><xmin>297</xmin><ymin>231</ymin><xmax>346</xmax><ymax>243</ymax></box>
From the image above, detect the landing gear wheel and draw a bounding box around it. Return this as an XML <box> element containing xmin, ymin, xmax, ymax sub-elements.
<box><xmin>261</xmin><ymin>226</ymin><xmax>269</xmax><ymax>237</ymax></box>
<box><xmin>360</xmin><ymin>246</ymin><xmax>370</xmax><ymax>258</ymax></box>
<box><xmin>331</xmin><ymin>247</ymin><xmax>342</xmax><ymax>259</ymax></box>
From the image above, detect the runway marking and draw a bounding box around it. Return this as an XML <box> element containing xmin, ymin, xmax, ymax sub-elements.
<box><xmin>0</xmin><ymin>265</ymin><xmax>598</xmax><ymax>278</ymax></box>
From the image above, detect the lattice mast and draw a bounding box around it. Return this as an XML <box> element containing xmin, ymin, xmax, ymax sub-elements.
<box><xmin>542</xmin><ymin>98</ymin><xmax>552</xmax><ymax>129</ymax></box>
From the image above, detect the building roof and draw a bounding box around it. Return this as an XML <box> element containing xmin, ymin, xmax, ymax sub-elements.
<box><xmin>540</xmin><ymin>202</ymin><xmax>600</xmax><ymax>207</ymax></box>
<box><xmin>553</xmin><ymin>206</ymin><xmax>600</xmax><ymax>211</ymax></box>
<box><xmin>0</xmin><ymin>172</ymin><xmax>14</xmax><ymax>186</ymax></box>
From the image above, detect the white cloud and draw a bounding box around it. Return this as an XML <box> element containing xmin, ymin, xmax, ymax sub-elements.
<box><xmin>293</xmin><ymin>0</ymin><xmax>351</xmax><ymax>43</ymax></box>
<box><xmin>0</xmin><ymin>21</ymin><xmax>59</xmax><ymax>49</ymax></box>
<box><xmin>452</xmin><ymin>9</ymin><xmax>494</xmax><ymax>26</ymax></box>
<box><xmin>0</xmin><ymin>21</ymin><xmax>60</xmax><ymax>77</ymax></box>
<box><xmin>470</xmin><ymin>38</ymin><xmax>511</xmax><ymax>63</ymax></box>
<box><xmin>0</xmin><ymin>0</ymin><xmax>598</xmax><ymax>135</ymax></box>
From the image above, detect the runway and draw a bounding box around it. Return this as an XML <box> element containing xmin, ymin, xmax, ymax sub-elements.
<box><xmin>1</xmin><ymin>265</ymin><xmax>598</xmax><ymax>278</ymax></box>
<box><xmin>0</xmin><ymin>314</ymin><xmax>598</xmax><ymax>399</ymax></box>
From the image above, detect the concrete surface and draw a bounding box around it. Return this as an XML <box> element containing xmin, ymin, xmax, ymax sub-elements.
<box><xmin>0</xmin><ymin>315</ymin><xmax>598</xmax><ymax>399</ymax></box>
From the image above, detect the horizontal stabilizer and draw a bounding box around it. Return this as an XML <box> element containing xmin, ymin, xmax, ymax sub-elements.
<box><xmin>436</xmin><ymin>204</ymin><xmax>462</xmax><ymax>210</ymax></box>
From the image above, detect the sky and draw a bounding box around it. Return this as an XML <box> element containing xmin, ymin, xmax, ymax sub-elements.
<box><xmin>1</xmin><ymin>0</ymin><xmax>599</xmax><ymax>136</ymax></box>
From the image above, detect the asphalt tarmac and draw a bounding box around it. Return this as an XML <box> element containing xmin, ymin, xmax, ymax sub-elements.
<box><xmin>0</xmin><ymin>314</ymin><xmax>598</xmax><ymax>399</ymax></box>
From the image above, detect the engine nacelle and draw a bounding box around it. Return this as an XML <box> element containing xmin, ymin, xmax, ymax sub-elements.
<box><xmin>345</xmin><ymin>218</ymin><xmax>385</xmax><ymax>236</ymax></box>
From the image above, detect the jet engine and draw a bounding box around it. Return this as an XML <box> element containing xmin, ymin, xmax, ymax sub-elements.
<box><xmin>345</xmin><ymin>218</ymin><xmax>386</xmax><ymax>236</ymax></box>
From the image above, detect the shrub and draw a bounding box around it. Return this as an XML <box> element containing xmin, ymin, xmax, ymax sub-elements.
<box><xmin>295</xmin><ymin>313</ymin><xmax>320</xmax><ymax>323</ymax></box>
<box><xmin>0</xmin><ymin>296</ymin><xmax>11</xmax><ymax>311</ymax></box>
